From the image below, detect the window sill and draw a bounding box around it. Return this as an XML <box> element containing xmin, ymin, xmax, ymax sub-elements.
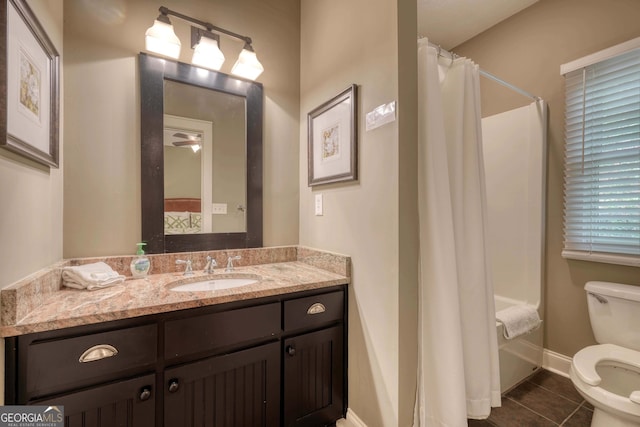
<box><xmin>562</xmin><ymin>250</ymin><xmax>640</xmax><ymax>268</ymax></box>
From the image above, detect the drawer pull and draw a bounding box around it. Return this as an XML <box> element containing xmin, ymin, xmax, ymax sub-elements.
<box><xmin>307</xmin><ymin>303</ymin><xmax>326</xmax><ymax>315</ymax></box>
<box><xmin>78</xmin><ymin>344</ymin><xmax>119</xmax><ymax>363</ymax></box>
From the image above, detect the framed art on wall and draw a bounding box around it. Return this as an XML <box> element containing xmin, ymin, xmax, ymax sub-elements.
<box><xmin>307</xmin><ymin>84</ymin><xmax>357</xmax><ymax>186</ymax></box>
<box><xmin>1</xmin><ymin>0</ymin><xmax>60</xmax><ymax>167</ymax></box>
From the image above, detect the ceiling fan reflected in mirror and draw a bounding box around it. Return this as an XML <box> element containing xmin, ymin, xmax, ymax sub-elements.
<box><xmin>164</xmin><ymin>128</ymin><xmax>202</xmax><ymax>153</ymax></box>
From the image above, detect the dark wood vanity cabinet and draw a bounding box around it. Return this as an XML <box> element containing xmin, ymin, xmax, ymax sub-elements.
<box><xmin>283</xmin><ymin>326</ymin><xmax>344</xmax><ymax>427</ymax></box>
<box><xmin>282</xmin><ymin>291</ymin><xmax>346</xmax><ymax>427</ymax></box>
<box><xmin>162</xmin><ymin>303</ymin><xmax>282</xmax><ymax>426</ymax></box>
<box><xmin>5</xmin><ymin>285</ymin><xmax>347</xmax><ymax>427</ymax></box>
<box><xmin>164</xmin><ymin>342</ymin><xmax>280</xmax><ymax>426</ymax></box>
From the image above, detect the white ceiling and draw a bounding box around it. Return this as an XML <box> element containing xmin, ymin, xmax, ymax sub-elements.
<box><xmin>418</xmin><ymin>0</ymin><xmax>539</xmax><ymax>50</ymax></box>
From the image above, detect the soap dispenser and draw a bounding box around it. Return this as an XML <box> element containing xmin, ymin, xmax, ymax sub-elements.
<box><xmin>130</xmin><ymin>242</ymin><xmax>151</xmax><ymax>278</ymax></box>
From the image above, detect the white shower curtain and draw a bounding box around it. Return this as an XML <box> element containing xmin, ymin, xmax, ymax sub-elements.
<box><xmin>413</xmin><ymin>38</ymin><xmax>501</xmax><ymax>427</ymax></box>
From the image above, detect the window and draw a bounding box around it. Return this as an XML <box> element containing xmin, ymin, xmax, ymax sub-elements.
<box><xmin>562</xmin><ymin>41</ymin><xmax>640</xmax><ymax>267</ymax></box>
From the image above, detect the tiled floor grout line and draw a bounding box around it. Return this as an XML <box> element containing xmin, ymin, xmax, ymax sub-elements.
<box><xmin>503</xmin><ymin>396</ymin><xmax>561</xmax><ymax>426</ymax></box>
<box><xmin>470</xmin><ymin>370</ymin><xmax>592</xmax><ymax>426</ymax></box>
<box><xmin>579</xmin><ymin>401</ymin><xmax>593</xmax><ymax>411</ymax></box>
<box><xmin>528</xmin><ymin>381</ymin><xmax>584</xmax><ymax>406</ymax></box>
<box><xmin>558</xmin><ymin>403</ymin><xmax>583</xmax><ymax>426</ymax></box>
<box><xmin>512</xmin><ymin>381</ymin><xmax>584</xmax><ymax>424</ymax></box>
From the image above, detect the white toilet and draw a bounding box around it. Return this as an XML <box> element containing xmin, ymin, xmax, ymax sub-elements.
<box><xmin>570</xmin><ymin>281</ymin><xmax>640</xmax><ymax>427</ymax></box>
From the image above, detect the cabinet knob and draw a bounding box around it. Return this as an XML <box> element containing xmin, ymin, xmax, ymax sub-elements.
<box><xmin>139</xmin><ymin>386</ymin><xmax>152</xmax><ymax>401</ymax></box>
<box><xmin>168</xmin><ymin>379</ymin><xmax>180</xmax><ymax>393</ymax></box>
<box><xmin>286</xmin><ymin>345</ymin><xmax>296</xmax><ymax>357</ymax></box>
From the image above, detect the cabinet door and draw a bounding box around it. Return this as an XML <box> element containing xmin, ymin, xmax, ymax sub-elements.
<box><xmin>164</xmin><ymin>341</ymin><xmax>280</xmax><ymax>427</ymax></box>
<box><xmin>283</xmin><ymin>325</ymin><xmax>344</xmax><ymax>427</ymax></box>
<box><xmin>33</xmin><ymin>374</ymin><xmax>155</xmax><ymax>427</ymax></box>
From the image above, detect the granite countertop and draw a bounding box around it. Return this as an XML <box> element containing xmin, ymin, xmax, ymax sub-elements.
<box><xmin>0</xmin><ymin>247</ymin><xmax>350</xmax><ymax>337</ymax></box>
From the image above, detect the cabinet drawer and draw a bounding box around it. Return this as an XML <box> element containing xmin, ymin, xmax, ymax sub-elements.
<box><xmin>284</xmin><ymin>291</ymin><xmax>344</xmax><ymax>331</ymax></box>
<box><xmin>164</xmin><ymin>302</ymin><xmax>281</xmax><ymax>360</ymax></box>
<box><xmin>26</xmin><ymin>324</ymin><xmax>157</xmax><ymax>397</ymax></box>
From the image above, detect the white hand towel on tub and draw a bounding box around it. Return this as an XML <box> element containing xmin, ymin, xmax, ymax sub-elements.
<box><xmin>62</xmin><ymin>262</ymin><xmax>125</xmax><ymax>290</ymax></box>
<box><xmin>496</xmin><ymin>304</ymin><xmax>541</xmax><ymax>340</ymax></box>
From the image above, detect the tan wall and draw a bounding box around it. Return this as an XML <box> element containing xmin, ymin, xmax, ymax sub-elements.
<box><xmin>299</xmin><ymin>0</ymin><xmax>418</xmax><ymax>425</ymax></box>
<box><xmin>0</xmin><ymin>0</ymin><xmax>64</xmax><ymax>404</ymax></box>
<box><xmin>454</xmin><ymin>0</ymin><xmax>640</xmax><ymax>357</ymax></box>
<box><xmin>0</xmin><ymin>0</ymin><xmax>64</xmax><ymax>288</ymax></box>
<box><xmin>63</xmin><ymin>0</ymin><xmax>300</xmax><ymax>257</ymax></box>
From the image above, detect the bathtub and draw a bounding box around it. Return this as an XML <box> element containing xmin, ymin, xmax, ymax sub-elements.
<box><xmin>495</xmin><ymin>295</ymin><xmax>543</xmax><ymax>392</ymax></box>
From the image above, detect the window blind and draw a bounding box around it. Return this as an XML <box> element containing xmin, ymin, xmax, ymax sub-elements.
<box><xmin>562</xmin><ymin>48</ymin><xmax>640</xmax><ymax>266</ymax></box>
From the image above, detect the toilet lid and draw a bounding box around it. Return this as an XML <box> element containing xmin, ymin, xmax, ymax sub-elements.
<box><xmin>574</xmin><ymin>343</ymin><xmax>640</xmax><ymax>387</ymax></box>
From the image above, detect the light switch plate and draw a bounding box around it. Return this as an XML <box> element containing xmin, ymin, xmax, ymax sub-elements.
<box><xmin>315</xmin><ymin>194</ymin><xmax>323</xmax><ymax>216</ymax></box>
<box><xmin>212</xmin><ymin>203</ymin><xmax>227</xmax><ymax>214</ymax></box>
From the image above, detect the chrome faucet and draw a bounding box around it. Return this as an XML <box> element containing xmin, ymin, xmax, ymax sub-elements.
<box><xmin>225</xmin><ymin>255</ymin><xmax>241</xmax><ymax>272</ymax></box>
<box><xmin>175</xmin><ymin>259</ymin><xmax>193</xmax><ymax>276</ymax></box>
<box><xmin>204</xmin><ymin>256</ymin><xmax>217</xmax><ymax>274</ymax></box>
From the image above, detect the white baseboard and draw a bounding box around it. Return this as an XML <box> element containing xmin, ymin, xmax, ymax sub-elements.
<box><xmin>336</xmin><ymin>409</ymin><xmax>368</xmax><ymax>427</ymax></box>
<box><xmin>542</xmin><ymin>348</ymin><xmax>572</xmax><ymax>378</ymax></box>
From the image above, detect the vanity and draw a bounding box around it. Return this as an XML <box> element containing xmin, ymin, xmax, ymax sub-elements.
<box><xmin>2</xmin><ymin>40</ymin><xmax>341</xmax><ymax>426</ymax></box>
<box><xmin>2</xmin><ymin>247</ymin><xmax>349</xmax><ymax>427</ymax></box>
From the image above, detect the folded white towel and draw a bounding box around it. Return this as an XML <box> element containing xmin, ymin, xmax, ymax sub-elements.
<box><xmin>496</xmin><ymin>304</ymin><xmax>541</xmax><ymax>340</ymax></box>
<box><xmin>62</xmin><ymin>262</ymin><xmax>125</xmax><ymax>291</ymax></box>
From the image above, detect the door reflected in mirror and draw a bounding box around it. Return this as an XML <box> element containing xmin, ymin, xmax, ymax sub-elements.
<box><xmin>163</xmin><ymin>80</ymin><xmax>247</xmax><ymax>235</ymax></box>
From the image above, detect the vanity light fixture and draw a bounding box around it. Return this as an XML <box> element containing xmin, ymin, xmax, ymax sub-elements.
<box><xmin>191</xmin><ymin>28</ymin><xmax>225</xmax><ymax>71</ymax></box>
<box><xmin>144</xmin><ymin>11</ymin><xmax>181</xmax><ymax>59</ymax></box>
<box><xmin>144</xmin><ymin>6</ymin><xmax>264</xmax><ymax>80</ymax></box>
<box><xmin>231</xmin><ymin>42</ymin><xmax>265</xmax><ymax>81</ymax></box>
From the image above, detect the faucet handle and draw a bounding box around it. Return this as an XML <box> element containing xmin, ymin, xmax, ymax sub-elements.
<box><xmin>176</xmin><ymin>259</ymin><xmax>193</xmax><ymax>276</ymax></box>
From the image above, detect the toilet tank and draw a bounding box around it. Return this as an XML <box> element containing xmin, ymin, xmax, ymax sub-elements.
<box><xmin>585</xmin><ymin>281</ymin><xmax>640</xmax><ymax>351</ymax></box>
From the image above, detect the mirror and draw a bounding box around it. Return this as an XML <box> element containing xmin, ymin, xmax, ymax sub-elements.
<box><xmin>163</xmin><ymin>81</ymin><xmax>247</xmax><ymax>235</ymax></box>
<box><xmin>139</xmin><ymin>53</ymin><xmax>263</xmax><ymax>253</ymax></box>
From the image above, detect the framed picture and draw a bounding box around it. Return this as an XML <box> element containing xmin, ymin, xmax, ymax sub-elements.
<box><xmin>0</xmin><ymin>0</ymin><xmax>60</xmax><ymax>167</ymax></box>
<box><xmin>308</xmin><ymin>84</ymin><xmax>357</xmax><ymax>186</ymax></box>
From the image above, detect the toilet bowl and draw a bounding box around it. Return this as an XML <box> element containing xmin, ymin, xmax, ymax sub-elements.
<box><xmin>570</xmin><ymin>344</ymin><xmax>640</xmax><ymax>426</ymax></box>
<box><xmin>570</xmin><ymin>282</ymin><xmax>640</xmax><ymax>427</ymax></box>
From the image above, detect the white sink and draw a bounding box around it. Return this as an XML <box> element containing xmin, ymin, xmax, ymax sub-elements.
<box><xmin>170</xmin><ymin>277</ymin><xmax>259</xmax><ymax>292</ymax></box>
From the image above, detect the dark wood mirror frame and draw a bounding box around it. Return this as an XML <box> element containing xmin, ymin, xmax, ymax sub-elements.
<box><xmin>139</xmin><ymin>53</ymin><xmax>263</xmax><ymax>253</ymax></box>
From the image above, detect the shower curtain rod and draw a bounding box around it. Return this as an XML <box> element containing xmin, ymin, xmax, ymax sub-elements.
<box><xmin>425</xmin><ymin>40</ymin><xmax>541</xmax><ymax>102</ymax></box>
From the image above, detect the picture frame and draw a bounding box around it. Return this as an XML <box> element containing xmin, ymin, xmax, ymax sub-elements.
<box><xmin>0</xmin><ymin>0</ymin><xmax>60</xmax><ymax>167</ymax></box>
<box><xmin>308</xmin><ymin>84</ymin><xmax>357</xmax><ymax>186</ymax></box>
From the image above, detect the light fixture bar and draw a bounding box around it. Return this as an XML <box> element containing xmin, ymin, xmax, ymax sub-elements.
<box><xmin>159</xmin><ymin>6</ymin><xmax>252</xmax><ymax>46</ymax></box>
<box><xmin>147</xmin><ymin>6</ymin><xmax>264</xmax><ymax>80</ymax></box>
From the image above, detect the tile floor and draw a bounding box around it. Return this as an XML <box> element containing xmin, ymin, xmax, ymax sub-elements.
<box><xmin>469</xmin><ymin>369</ymin><xmax>593</xmax><ymax>426</ymax></box>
